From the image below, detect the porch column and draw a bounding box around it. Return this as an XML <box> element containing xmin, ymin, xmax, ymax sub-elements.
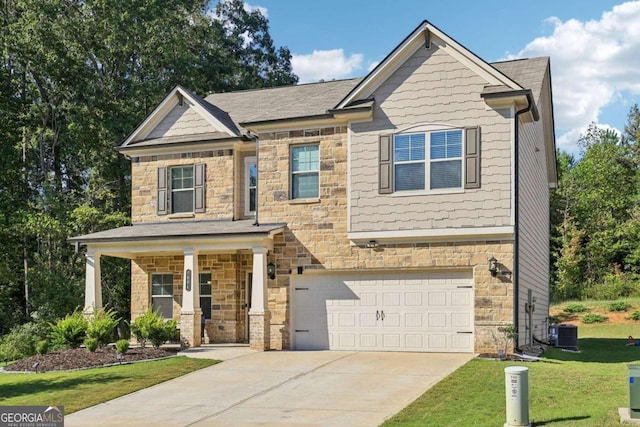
<box><xmin>180</xmin><ymin>249</ymin><xmax>202</xmax><ymax>347</ymax></box>
<box><xmin>83</xmin><ymin>251</ymin><xmax>102</xmax><ymax>316</ymax></box>
<box><xmin>249</xmin><ymin>245</ymin><xmax>270</xmax><ymax>350</ymax></box>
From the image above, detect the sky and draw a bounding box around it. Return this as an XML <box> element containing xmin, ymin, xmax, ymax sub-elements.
<box><xmin>237</xmin><ymin>0</ymin><xmax>640</xmax><ymax>154</ymax></box>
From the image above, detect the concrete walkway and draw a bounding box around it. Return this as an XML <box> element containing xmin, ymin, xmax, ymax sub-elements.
<box><xmin>66</xmin><ymin>347</ymin><xmax>472</xmax><ymax>426</ymax></box>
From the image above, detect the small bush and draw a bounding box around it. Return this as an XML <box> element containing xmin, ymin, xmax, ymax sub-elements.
<box><xmin>35</xmin><ymin>340</ymin><xmax>49</xmax><ymax>355</ymax></box>
<box><xmin>0</xmin><ymin>323</ymin><xmax>43</xmax><ymax>362</ymax></box>
<box><xmin>84</xmin><ymin>337</ymin><xmax>99</xmax><ymax>352</ymax></box>
<box><xmin>130</xmin><ymin>308</ymin><xmax>178</xmax><ymax>348</ymax></box>
<box><xmin>629</xmin><ymin>310</ymin><xmax>640</xmax><ymax>321</ymax></box>
<box><xmin>86</xmin><ymin>308</ymin><xmax>120</xmax><ymax>348</ymax></box>
<box><xmin>548</xmin><ymin>315</ymin><xmax>561</xmax><ymax>325</ymax></box>
<box><xmin>563</xmin><ymin>303</ymin><xmax>589</xmax><ymax>314</ymax></box>
<box><xmin>50</xmin><ymin>310</ymin><xmax>88</xmax><ymax>349</ymax></box>
<box><xmin>115</xmin><ymin>339</ymin><xmax>130</xmax><ymax>355</ymax></box>
<box><xmin>582</xmin><ymin>313</ymin><xmax>608</xmax><ymax>324</ymax></box>
<box><xmin>608</xmin><ymin>301</ymin><xmax>631</xmax><ymax>312</ymax></box>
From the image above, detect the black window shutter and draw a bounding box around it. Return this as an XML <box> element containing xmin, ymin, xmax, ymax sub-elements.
<box><xmin>194</xmin><ymin>163</ymin><xmax>206</xmax><ymax>213</ymax></box>
<box><xmin>464</xmin><ymin>127</ymin><xmax>481</xmax><ymax>189</ymax></box>
<box><xmin>157</xmin><ymin>167</ymin><xmax>168</xmax><ymax>215</ymax></box>
<box><xmin>379</xmin><ymin>135</ymin><xmax>393</xmax><ymax>194</ymax></box>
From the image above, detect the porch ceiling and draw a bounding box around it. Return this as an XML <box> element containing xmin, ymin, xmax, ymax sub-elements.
<box><xmin>68</xmin><ymin>219</ymin><xmax>286</xmax><ymax>258</ymax></box>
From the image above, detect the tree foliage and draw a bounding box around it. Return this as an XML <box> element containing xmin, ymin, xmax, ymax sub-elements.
<box><xmin>550</xmin><ymin>106</ymin><xmax>640</xmax><ymax>301</ymax></box>
<box><xmin>0</xmin><ymin>0</ymin><xmax>296</xmax><ymax>335</ymax></box>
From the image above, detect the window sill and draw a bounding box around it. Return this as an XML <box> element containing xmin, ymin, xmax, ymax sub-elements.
<box><xmin>168</xmin><ymin>212</ymin><xmax>195</xmax><ymax>219</ymax></box>
<box><xmin>289</xmin><ymin>198</ymin><xmax>321</xmax><ymax>205</ymax></box>
<box><xmin>390</xmin><ymin>188</ymin><xmax>465</xmax><ymax>197</ymax></box>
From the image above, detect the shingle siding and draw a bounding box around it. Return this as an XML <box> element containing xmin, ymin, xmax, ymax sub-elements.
<box><xmin>350</xmin><ymin>47</ymin><xmax>513</xmax><ymax>232</ymax></box>
<box><xmin>146</xmin><ymin>101</ymin><xmax>217</xmax><ymax>139</ymax></box>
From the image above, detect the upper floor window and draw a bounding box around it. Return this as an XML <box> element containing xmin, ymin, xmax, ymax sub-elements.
<box><xmin>244</xmin><ymin>157</ymin><xmax>257</xmax><ymax>216</ymax></box>
<box><xmin>379</xmin><ymin>127</ymin><xmax>480</xmax><ymax>194</ymax></box>
<box><xmin>171</xmin><ymin>166</ymin><xmax>194</xmax><ymax>213</ymax></box>
<box><xmin>291</xmin><ymin>144</ymin><xmax>319</xmax><ymax>199</ymax></box>
<box><xmin>157</xmin><ymin>164</ymin><xmax>206</xmax><ymax>215</ymax></box>
<box><xmin>394</xmin><ymin>130</ymin><xmax>463</xmax><ymax>191</ymax></box>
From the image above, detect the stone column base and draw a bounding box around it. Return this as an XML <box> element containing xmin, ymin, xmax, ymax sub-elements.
<box><xmin>180</xmin><ymin>309</ymin><xmax>202</xmax><ymax>348</ymax></box>
<box><xmin>249</xmin><ymin>311</ymin><xmax>271</xmax><ymax>351</ymax></box>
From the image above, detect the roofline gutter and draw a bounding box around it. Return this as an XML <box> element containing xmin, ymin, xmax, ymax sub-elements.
<box><xmin>513</xmin><ymin>93</ymin><xmax>535</xmax><ymax>347</ymax></box>
<box><xmin>481</xmin><ymin>89</ymin><xmax>539</xmax><ymax>122</ymax></box>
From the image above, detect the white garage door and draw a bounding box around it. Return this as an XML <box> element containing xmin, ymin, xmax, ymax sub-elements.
<box><xmin>293</xmin><ymin>271</ymin><xmax>474</xmax><ymax>352</ymax></box>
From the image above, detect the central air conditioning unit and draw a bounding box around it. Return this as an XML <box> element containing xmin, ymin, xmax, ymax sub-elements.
<box><xmin>549</xmin><ymin>324</ymin><xmax>578</xmax><ymax>351</ymax></box>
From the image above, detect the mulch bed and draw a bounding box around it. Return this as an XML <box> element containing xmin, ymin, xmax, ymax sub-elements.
<box><xmin>2</xmin><ymin>347</ymin><xmax>179</xmax><ymax>373</ymax></box>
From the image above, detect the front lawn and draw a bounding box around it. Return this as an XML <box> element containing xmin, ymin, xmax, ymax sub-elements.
<box><xmin>0</xmin><ymin>357</ymin><xmax>217</xmax><ymax>413</ymax></box>
<box><xmin>383</xmin><ymin>323</ymin><xmax>640</xmax><ymax>426</ymax></box>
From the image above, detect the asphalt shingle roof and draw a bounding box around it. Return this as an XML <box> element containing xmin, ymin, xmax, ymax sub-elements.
<box><xmin>202</xmin><ymin>58</ymin><xmax>548</xmax><ymax>127</ymax></box>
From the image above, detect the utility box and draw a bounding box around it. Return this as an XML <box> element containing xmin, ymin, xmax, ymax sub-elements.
<box><xmin>549</xmin><ymin>324</ymin><xmax>578</xmax><ymax>350</ymax></box>
<box><xmin>629</xmin><ymin>365</ymin><xmax>640</xmax><ymax>418</ymax></box>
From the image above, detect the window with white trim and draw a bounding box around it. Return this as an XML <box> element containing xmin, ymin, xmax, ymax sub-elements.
<box><xmin>394</xmin><ymin>129</ymin><xmax>463</xmax><ymax>191</ymax></box>
<box><xmin>151</xmin><ymin>273</ymin><xmax>173</xmax><ymax>319</ymax></box>
<box><xmin>291</xmin><ymin>144</ymin><xmax>319</xmax><ymax>199</ymax></box>
<box><xmin>170</xmin><ymin>166</ymin><xmax>194</xmax><ymax>213</ymax></box>
<box><xmin>244</xmin><ymin>157</ymin><xmax>257</xmax><ymax>216</ymax></box>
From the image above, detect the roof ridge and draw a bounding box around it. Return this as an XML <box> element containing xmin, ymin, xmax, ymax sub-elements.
<box><xmin>206</xmin><ymin>77</ymin><xmax>363</xmax><ymax>98</ymax></box>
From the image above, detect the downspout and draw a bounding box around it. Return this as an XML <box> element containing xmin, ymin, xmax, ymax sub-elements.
<box><xmin>513</xmin><ymin>93</ymin><xmax>534</xmax><ymax>346</ymax></box>
<box><xmin>247</xmin><ymin>131</ymin><xmax>260</xmax><ymax>226</ymax></box>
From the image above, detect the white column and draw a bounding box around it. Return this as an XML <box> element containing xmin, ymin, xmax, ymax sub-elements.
<box><xmin>250</xmin><ymin>246</ymin><xmax>268</xmax><ymax>314</ymax></box>
<box><xmin>181</xmin><ymin>249</ymin><xmax>200</xmax><ymax>313</ymax></box>
<box><xmin>84</xmin><ymin>251</ymin><xmax>102</xmax><ymax>315</ymax></box>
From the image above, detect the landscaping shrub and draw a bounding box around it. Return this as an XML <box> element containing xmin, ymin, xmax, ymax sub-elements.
<box><xmin>130</xmin><ymin>308</ymin><xmax>178</xmax><ymax>348</ymax></box>
<box><xmin>563</xmin><ymin>303</ymin><xmax>589</xmax><ymax>314</ymax></box>
<box><xmin>0</xmin><ymin>323</ymin><xmax>42</xmax><ymax>362</ymax></box>
<box><xmin>548</xmin><ymin>315</ymin><xmax>560</xmax><ymax>325</ymax></box>
<box><xmin>115</xmin><ymin>339</ymin><xmax>130</xmax><ymax>355</ymax></box>
<box><xmin>86</xmin><ymin>308</ymin><xmax>120</xmax><ymax>347</ymax></box>
<box><xmin>582</xmin><ymin>313</ymin><xmax>608</xmax><ymax>324</ymax></box>
<box><xmin>629</xmin><ymin>310</ymin><xmax>640</xmax><ymax>321</ymax></box>
<box><xmin>84</xmin><ymin>337</ymin><xmax>99</xmax><ymax>352</ymax></box>
<box><xmin>36</xmin><ymin>340</ymin><xmax>49</xmax><ymax>355</ymax></box>
<box><xmin>50</xmin><ymin>310</ymin><xmax>88</xmax><ymax>349</ymax></box>
<box><xmin>608</xmin><ymin>301</ymin><xmax>631</xmax><ymax>312</ymax></box>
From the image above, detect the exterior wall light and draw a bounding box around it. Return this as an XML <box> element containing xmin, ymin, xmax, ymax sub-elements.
<box><xmin>366</xmin><ymin>240</ymin><xmax>379</xmax><ymax>249</ymax></box>
<box><xmin>267</xmin><ymin>262</ymin><xmax>276</xmax><ymax>280</ymax></box>
<box><xmin>488</xmin><ymin>256</ymin><xmax>498</xmax><ymax>277</ymax></box>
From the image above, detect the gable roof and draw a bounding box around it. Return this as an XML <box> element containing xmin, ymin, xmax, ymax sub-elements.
<box><xmin>335</xmin><ymin>20</ymin><xmax>524</xmax><ymax>110</ymax></box>
<box><xmin>120</xmin><ymin>85</ymin><xmax>242</xmax><ymax>149</ymax></box>
<box><xmin>491</xmin><ymin>57</ymin><xmax>549</xmax><ymax>106</ymax></box>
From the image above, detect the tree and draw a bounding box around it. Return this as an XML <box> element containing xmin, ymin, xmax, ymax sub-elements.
<box><xmin>0</xmin><ymin>0</ymin><xmax>297</xmax><ymax>331</ymax></box>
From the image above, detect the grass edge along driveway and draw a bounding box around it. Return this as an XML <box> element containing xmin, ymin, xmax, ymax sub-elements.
<box><xmin>383</xmin><ymin>323</ymin><xmax>640</xmax><ymax>427</ymax></box>
<box><xmin>0</xmin><ymin>357</ymin><xmax>217</xmax><ymax>414</ymax></box>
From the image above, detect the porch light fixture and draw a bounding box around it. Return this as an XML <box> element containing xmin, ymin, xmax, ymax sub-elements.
<box><xmin>488</xmin><ymin>256</ymin><xmax>498</xmax><ymax>277</ymax></box>
<box><xmin>267</xmin><ymin>262</ymin><xmax>276</xmax><ymax>280</ymax></box>
<box><xmin>366</xmin><ymin>240</ymin><xmax>379</xmax><ymax>249</ymax></box>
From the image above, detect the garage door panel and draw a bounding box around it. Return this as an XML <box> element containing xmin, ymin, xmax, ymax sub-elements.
<box><xmin>294</xmin><ymin>271</ymin><xmax>473</xmax><ymax>352</ymax></box>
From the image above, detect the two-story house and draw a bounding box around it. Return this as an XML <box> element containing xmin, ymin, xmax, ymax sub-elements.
<box><xmin>70</xmin><ymin>20</ymin><xmax>556</xmax><ymax>354</ymax></box>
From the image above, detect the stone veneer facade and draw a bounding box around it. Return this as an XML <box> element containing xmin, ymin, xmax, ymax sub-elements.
<box><xmin>128</xmin><ymin>125</ymin><xmax>516</xmax><ymax>353</ymax></box>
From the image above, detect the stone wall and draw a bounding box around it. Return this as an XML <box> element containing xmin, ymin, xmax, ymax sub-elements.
<box><xmin>131</xmin><ymin>150</ymin><xmax>234</xmax><ymax>223</ymax></box>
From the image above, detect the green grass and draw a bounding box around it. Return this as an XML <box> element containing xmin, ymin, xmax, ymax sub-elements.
<box><xmin>0</xmin><ymin>357</ymin><xmax>217</xmax><ymax>413</ymax></box>
<box><xmin>383</xmin><ymin>323</ymin><xmax>640</xmax><ymax>427</ymax></box>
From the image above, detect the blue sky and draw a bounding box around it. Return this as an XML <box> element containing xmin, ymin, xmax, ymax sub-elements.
<box><xmin>235</xmin><ymin>0</ymin><xmax>640</xmax><ymax>154</ymax></box>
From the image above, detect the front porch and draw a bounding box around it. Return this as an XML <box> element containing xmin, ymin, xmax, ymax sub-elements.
<box><xmin>69</xmin><ymin>220</ymin><xmax>286</xmax><ymax>350</ymax></box>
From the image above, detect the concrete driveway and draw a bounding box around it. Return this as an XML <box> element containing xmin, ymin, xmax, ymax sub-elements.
<box><xmin>66</xmin><ymin>349</ymin><xmax>472</xmax><ymax>426</ymax></box>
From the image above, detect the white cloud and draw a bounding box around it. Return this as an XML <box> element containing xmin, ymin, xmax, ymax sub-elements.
<box><xmin>292</xmin><ymin>49</ymin><xmax>364</xmax><ymax>83</ymax></box>
<box><xmin>243</xmin><ymin>2</ymin><xmax>268</xmax><ymax>18</ymax></box>
<box><xmin>507</xmin><ymin>1</ymin><xmax>640</xmax><ymax>152</ymax></box>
